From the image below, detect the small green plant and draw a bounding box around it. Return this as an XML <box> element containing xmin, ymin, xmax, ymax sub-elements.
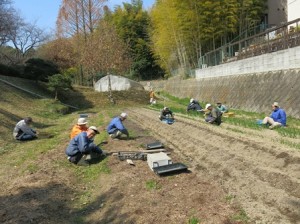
<box><xmin>26</xmin><ymin>163</ymin><xmax>39</xmax><ymax>173</ymax></box>
<box><xmin>231</xmin><ymin>208</ymin><xmax>250</xmax><ymax>222</ymax></box>
<box><xmin>188</xmin><ymin>216</ymin><xmax>200</xmax><ymax>224</ymax></box>
<box><xmin>145</xmin><ymin>180</ymin><xmax>161</xmax><ymax>190</ymax></box>
<box><xmin>225</xmin><ymin>194</ymin><xmax>235</xmax><ymax>202</ymax></box>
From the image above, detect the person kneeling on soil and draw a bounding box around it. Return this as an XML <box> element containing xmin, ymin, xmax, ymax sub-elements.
<box><xmin>66</xmin><ymin>126</ymin><xmax>105</xmax><ymax>166</ymax></box>
<box><xmin>261</xmin><ymin>102</ymin><xmax>286</xmax><ymax>129</ymax></box>
<box><xmin>159</xmin><ymin>107</ymin><xmax>175</xmax><ymax>123</ymax></box>
<box><xmin>70</xmin><ymin>117</ymin><xmax>88</xmax><ymax>139</ymax></box>
<box><xmin>107</xmin><ymin>113</ymin><xmax>129</xmax><ymax>139</ymax></box>
<box><xmin>13</xmin><ymin>117</ymin><xmax>37</xmax><ymax>141</ymax></box>
<box><xmin>204</xmin><ymin>104</ymin><xmax>222</xmax><ymax>125</ymax></box>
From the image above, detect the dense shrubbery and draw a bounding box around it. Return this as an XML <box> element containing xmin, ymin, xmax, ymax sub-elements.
<box><xmin>0</xmin><ymin>58</ymin><xmax>60</xmax><ymax>82</ymax></box>
<box><xmin>0</xmin><ymin>64</ymin><xmax>22</xmax><ymax>77</ymax></box>
<box><xmin>24</xmin><ymin>58</ymin><xmax>60</xmax><ymax>82</ymax></box>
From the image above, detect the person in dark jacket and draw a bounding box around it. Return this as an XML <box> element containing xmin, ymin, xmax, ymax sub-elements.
<box><xmin>107</xmin><ymin>113</ymin><xmax>129</xmax><ymax>139</ymax></box>
<box><xmin>159</xmin><ymin>107</ymin><xmax>174</xmax><ymax>121</ymax></box>
<box><xmin>262</xmin><ymin>102</ymin><xmax>286</xmax><ymax>129</ymax></box>
<box><xmin>66</xmin><ymin>126</ymin><xmax>104</xmax><ymax>166</ymax></box>
<box><xmin>204</xmin><ymin>104</ymin><xmax>222</xmax><ymax>125</ymax></box>
<box><xmin>187</xmin><ymin>98</ymin><xmax>203</xmax><ymax>112</ymax></box>
<box><xmin>13</xmin><ymin>117</ymin><xmax>37</xmax><ymax>141</ymax></box>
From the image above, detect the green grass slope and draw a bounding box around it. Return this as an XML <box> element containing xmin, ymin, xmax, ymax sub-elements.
<box><xmin>0</xmin><ymin>76</ymin><xmax>148</xmax><ymax>154</ymax></box>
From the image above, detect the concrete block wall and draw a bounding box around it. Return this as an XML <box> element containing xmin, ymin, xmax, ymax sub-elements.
<box><xmin>195</xmin><ymin>46</ymin><xmax>300</xmax><ymax>78</ymax></box>
<box><xmin>145</xmin><ymin>69</ymin><xmax>300</xmax><ymax>118</ymax></box>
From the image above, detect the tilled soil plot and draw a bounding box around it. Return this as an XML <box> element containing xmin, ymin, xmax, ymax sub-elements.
<box><xmin>128</xmin><ymin>108</ymin><xmax>300</xmax><ymax>224</ymax></box>
<box><xmin>90</xmin><ymin>120</ymin><xmax>239</xmax><ymax>224</ymax></box>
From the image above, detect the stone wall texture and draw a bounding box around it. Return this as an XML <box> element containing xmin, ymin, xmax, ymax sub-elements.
<box><xmin>143</xmin><ymin>69</ymin><xmax>300</xmax><ymax>118</ymax></box>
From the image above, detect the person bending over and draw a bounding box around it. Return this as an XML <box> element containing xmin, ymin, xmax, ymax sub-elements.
<box><xmin>204</xmin><ymin>104</ymin><xmax>222</xmax><ymax>125</ymax></box>
<box><xmin>13</xmin><ymin>117</ymin><xmax>37</xmax><ymax>141</ymax></box>
<box><xmin>66</xmin><ymin>126</ymin><xmax>105</xmax><ymax>166</ymax></box>
<box><xmin>187</xmin><ymin>98</ymin><xmax>203</xmax><ymax>112</ymax></box>
<box><xmin>107</xmin><ymin>113</ymin><xmax>129</xmax><ymax>139</ymax></box>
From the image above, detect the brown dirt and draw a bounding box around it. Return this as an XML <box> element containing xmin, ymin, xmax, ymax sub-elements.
<box><xmin>1</xmin><ymin>107</ymin><xmax>300</xmax><ymax>224</ymax></box>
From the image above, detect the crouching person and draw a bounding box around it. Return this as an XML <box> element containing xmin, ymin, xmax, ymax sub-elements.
<box><xmin>13</xmin><ymin>117</ymin><xmax>37</xmax><ymax>141</ymax></box>
<box><xmin>204</xmin><ymin>104</ymin><xmax>222</xmax><ymax>125</ymax></box>
<box><xmin>107</xmin><ymin>113</ymin><xmax>129</xmax><ymax>140</ymax></box>
<box><xmin>66</xmin><ymin>126</ymin><xmax>105</xmax><ymax>166</ymax></box>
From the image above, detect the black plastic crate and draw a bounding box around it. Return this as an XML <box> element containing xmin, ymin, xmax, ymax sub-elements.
<box><xmin>153</xmin><ymin>163</ymin><xmax>188</xmax><ymax>175</ymax></box>
<box><xmin>146</xmin><ymin>141</ymin><xmax>164</xmax><ymax>150</ymax></box>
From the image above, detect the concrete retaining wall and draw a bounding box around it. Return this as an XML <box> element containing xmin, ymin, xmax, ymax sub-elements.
<box><xmin>195</xmin><ymin>46</ymin><xmax>300</xmax><ymax>78</ymax></box>
<box><xmin>145</xmin><ymin>69</ymin><xmax>300</xmax><ymax>118</ymax></box>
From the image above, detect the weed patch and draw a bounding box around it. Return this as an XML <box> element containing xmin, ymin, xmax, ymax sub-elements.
<box><xmin>145</xmin><ymin>179</ymin><xmax>161</xmax><ymax>190</ymax></box>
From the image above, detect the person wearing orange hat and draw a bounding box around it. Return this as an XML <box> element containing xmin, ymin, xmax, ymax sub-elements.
<box><xmin>70</xmin><ymin>117</ymin><xmax>88</xmax><ymax>139</ymax></box>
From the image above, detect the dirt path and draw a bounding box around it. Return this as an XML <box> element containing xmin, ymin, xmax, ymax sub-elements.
<box><xmin>128</xmin><ymin>108</ymin><xmax>300</xmax><ymax>224</ymax></box>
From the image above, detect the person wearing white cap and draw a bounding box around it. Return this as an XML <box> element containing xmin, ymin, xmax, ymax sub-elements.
<box><xmin>107</xmin><ymin>112</ymin><xmax>129</xmax><ymax>139</ymax></box>
<box><xmin>66</xmin><ymin>126</ymin><xmax>104</xmax><ymax>166</ymax></box>
<box><xmin>187</xmin><ymin>98</ymin><xmax>203</xmax><ymax>113</ymax></box>
<box><xmin>70</xmin><ymin>117</ymin><xmax>88</xmax><ymax>139</ymax></box>
<box><xmin>261</xmin><ymin>102</ymin><xmax>286</xmax><ymax>129</ymax></box>
<box><xmin>204</xmin><ymin>104</ymin><xmax>222</xmax><ymax>125</ymax></box>
<box><xmin>13</xmin><ymin>117</ymin><xmax>37</xmax><ymax>141</ymax></box>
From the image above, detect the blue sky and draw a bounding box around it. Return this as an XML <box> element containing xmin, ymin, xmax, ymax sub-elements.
<box><xmin>12</xmin><ymin>0</ymin><xmax>155</xmax><ymax>33</ymax></box>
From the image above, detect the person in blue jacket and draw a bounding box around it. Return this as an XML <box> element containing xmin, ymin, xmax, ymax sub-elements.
<box><xmin>107</xmin><ymin>112</ymin><xmax>129</xmax><ymax>139</ymax></box>
<box><xmin>262</xmin><ymin>102</ymin><xmax>287</xmax><ymax>129</ymax></box>
<box><xmin>66</xmin><ymin>126</ymin><xmax>104</xmax><ymax>166</ymax></box>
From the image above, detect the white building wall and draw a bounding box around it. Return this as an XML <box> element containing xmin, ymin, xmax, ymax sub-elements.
<box><xmin>195</xmin><ymin>46</ymin><xmax>300</xmax><ymax>79</ymax></box>
<box><xmin>288</xmin><ymin>0</ymin><xmax>300</xmax><ymax>21</ymax></box>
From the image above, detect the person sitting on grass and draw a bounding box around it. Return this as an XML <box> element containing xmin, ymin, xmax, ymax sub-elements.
<box><xmin>107</xmin><ymin>113</ymin><xmax>129</xmax><ymax>140</ymax></box>
<box><xmin>66</xmin><ymin>126</ymin><xmax>105</xmax><ymax>166</ymax></box>
<box><xmin>13</xmin><ymin>117</ymin><xmax>37</xmax><ymax>141</ymax></box>
<box><xmin>187</xmin><ymin>98</ymin><xmax>203</xmax><ymax>113</ymax></box>
<box><xmin>204</xmin><ymin>104</ymin><xmax>222</xmax><ymax>125</ymax></box>
<box><xmin>159</xmin><ymin>107</ymin><xmax>175</xmax><ymax>123</ymax></box>
<box><xmin>70</xmin><ymin>117</ymin><xmax>88</xmax><ymax>139</ymax></box>
<box><xmin>216</xmin><ymin>102</ymin><xmax>228</xmax><ymax>114</ymax></box>
<box><xmin>261</xmin><ymin>102</ymin><xmax>286</xmax><ymax>129</ymax></box>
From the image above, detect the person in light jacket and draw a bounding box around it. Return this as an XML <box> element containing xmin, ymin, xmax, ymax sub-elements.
<box><xmin>13</xmin><ymin>117</ymin><xmax>37</xmax><ymax>141</ymax></box>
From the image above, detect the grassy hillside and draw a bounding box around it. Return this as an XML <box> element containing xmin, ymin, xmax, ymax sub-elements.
<box><xmin>0</xmin><ymin>76</ymin><xmax>148</xmax><ymax>154</ymax></box>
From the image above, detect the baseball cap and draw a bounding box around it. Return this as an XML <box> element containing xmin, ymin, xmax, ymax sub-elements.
<box><xmin>205</xmin><ymin>104</ymin><xmax>212</xmax><ymax>109</ymax></box>
<box><xmin>190</xmin><ymin>98</ymin><xmax>194</xmax><ymax>103</ymax></box>
<box><xmin>273</xmin><ymin>102</ymin><xmax>279</xmax><ymax>107</ymax></box>
<box><xmin>77</xmin><ymin>117</ymin><xmax>88</xmax><ymax>125</ymax></box>
<box><xmin>88</xmin><ymin>126</ymin><xmax>99</xmax><ymax>134</ymax></box>
<box><xmin>120</xmin><ymin>112</ymin><xmax>127</xmax><ymax>118</ymax></box>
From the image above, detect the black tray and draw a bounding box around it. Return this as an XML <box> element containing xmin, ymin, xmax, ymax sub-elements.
<box><xmin>153</xmin><ymin>163</ymin><xmax>188</xmax><ymax>175</ymax></box>
<box><xmin>146</xmin><ymin>141</ymin><xmax>164</xmax><ymax>150</ymax></box>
